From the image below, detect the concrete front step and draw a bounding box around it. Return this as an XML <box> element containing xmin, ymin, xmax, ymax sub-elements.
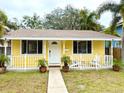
<box><xmin>48</xmin><ymin>63</ymin><xmax>61</xmax><ymax>67</ymax></box>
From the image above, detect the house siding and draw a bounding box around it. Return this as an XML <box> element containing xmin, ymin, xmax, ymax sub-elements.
<box><xmin>12</xmin><ymin>40</ymin><xmax>21</xmax><ymax>56</ymax></box>
<box><xmin>93</xmin><ymin>40</ymin><xmax>105</xmax><ymax>63</ymax></box>
<box><xmin>64</xmin><ymin>40</ymin><xmax>73</xmax><ymax>56</ymax></box>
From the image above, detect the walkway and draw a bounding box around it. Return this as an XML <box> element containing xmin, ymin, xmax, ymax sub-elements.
<box><xmin>47</xmin><ymin>68</ymin><xmax>68</xmax><ymax>93</ymax></box>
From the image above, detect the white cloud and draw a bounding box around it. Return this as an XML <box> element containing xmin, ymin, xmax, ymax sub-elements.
<box><xmin>0</xmin><ymin>0</ymin><xmax>121</xmax><ymax>27</ymax></box>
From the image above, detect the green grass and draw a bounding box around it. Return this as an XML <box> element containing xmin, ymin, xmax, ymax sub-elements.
<box><xmin>0</xmin><ymin>71</ymin><xmax>48</xmax><ymax>93</ymax></box>
<box><xmin>62</xmin><ymin>70</ymin><xmax>124</xmax><ymax>93</ymax></box>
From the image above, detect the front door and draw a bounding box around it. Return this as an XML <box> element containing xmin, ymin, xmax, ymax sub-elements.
<box><xmin>48</xmin><ymin>41</ymin><xmax>61</xmax><ymax>65</ymax></box>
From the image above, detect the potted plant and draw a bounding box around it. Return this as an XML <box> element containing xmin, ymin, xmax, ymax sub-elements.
<box><xmin>38</xmin><ymin>58</ymin><xmax>47</xmax><ymax>73</ymax></box>
<box><xmin>61</xmin><ymin>55</ymin><xmax>71</xmax><ymax>72</ymax></box>
<box><xmin>113</xmin><ymin>59</ymin><xmax>122</xmax><ymax>72</ymax></box>
<box><xmin>0</xmin><ymin>54</ymin><xmax>10</xmax><ymax>73</ymax></box>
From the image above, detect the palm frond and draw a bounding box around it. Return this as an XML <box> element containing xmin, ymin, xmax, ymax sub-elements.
<box><xmin>97</xmin><ymin>2</ymin><xmax>119</xmax><ymax>17</ymax></box>
<box><xmin>0</xmin><ymin>10</ymin><xmax>8</xmax><ymax>25</ymax></box>
<box><xmin>120</xmin><ymin>0</ymin><xmax>124</xmax><ymax>4</ymax></box>
<box><xmin>0</xmin><ymin>24</ymin><xmax>4</xmax><ymax>38</ymax></box>
<box><xmin>88</xmin><ymin>12</ymin><xmax>97</xmax><ymax>20</ymax></box>
<box><xmin>110</xmin><ymin>15</ymin><xmax>121</xmax><ymax>34</ymax></box>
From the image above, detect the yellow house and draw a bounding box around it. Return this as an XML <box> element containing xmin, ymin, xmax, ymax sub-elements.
<box><xmin>1</xmin><ymin>29</ymin><xmax>121</xmax><ymax>70</ymax></box>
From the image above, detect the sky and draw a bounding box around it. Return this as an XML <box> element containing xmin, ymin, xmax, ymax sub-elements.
<box><xmin>0</xmin><ymin>0</ymin><xmax>120</xmax><ymax>27</ymax></box>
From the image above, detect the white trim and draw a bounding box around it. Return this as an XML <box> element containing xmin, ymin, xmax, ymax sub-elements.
<box><xmin>4</xmin><ymin>40</ymin><xmax>8</xmax><ymax>55</ymax></box>
<box><xmin>104</xmin><ymin>40</ymin><xmax>113</xmax><ymax>56</ymax></box>
<box><xmin>11</xmin><ymin>40</ymin><xmax>12</xmax><ymax>56</ymax></box>
<box><xmin>111</xmin><ymin>40</ymin><xmax>113</xmax><ymax>55</ymax></box>
<box><xmin>43</xmin><ymin>40</ymin><xmax>46</xmax><ymax>58</ymax></box>
<box><xmin>3</xmin><ymin>37</ymin><xmax>121</xmax><ymax>41</ymax></box>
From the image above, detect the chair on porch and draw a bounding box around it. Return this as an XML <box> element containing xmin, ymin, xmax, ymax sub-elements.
<box><xmin>69</xmin><ymin>60</ymin><xmax>81</xmax><ymax>68</ymax></box>
<box><xmin>91</xmin><ymin>55</ymin><xmax>101</xmax><ymax>67</ymax></box>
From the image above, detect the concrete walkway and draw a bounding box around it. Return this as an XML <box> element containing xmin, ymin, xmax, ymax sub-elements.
<box><xmin>47</xmin><ymin>68</ymin><xmax>68</xmax><ymax>93</ymax></box>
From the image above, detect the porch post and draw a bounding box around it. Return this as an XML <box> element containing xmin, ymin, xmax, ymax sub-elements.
<box><xmin>43</xmin><ymin>40</ymin><xmax>46</xmax><ymax>59</ymax></box>
<box><xmin>4</xmin><ymin>39</ymin><xmax>8</xmax><ymax>56</ymax></box>
<box><xmin>24</xmin><ymin>54</ymin><xmax>27</xmax><ymax>69</ymax></box>
<box><xmin>63</xmin><ymin>41</ymin><xmax>65</xmax><ymax>55</ymax></box>
<box><xmin>111</xmin><ymin>40</ymin><xmax>113</xmax><ymax>66</ymax></box>
<box><xmin>111</xmin><ymin>40</ymin><xmax>113</xmax><ymax>55</ymax></box>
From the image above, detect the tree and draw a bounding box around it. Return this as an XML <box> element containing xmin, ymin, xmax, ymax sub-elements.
<box><xmin>0</xmin><ymin>10</ymin><xmax>8</xmax><ymax>25</ymax></box>
<box><xmin>20</xmin><ymin>13</ymin><xmax>42</xmax><ymax>29</ymax></box>
<box><xmin>43</xmin><ymin>5</ymin><xmax>103</xmax><ymax>31</ymax></box>
<box><xmin>80</xmin><ymin>9</ymin><xmax>103</xmax><ymax>31</ymax></box>
<box><xmin>6</xmin><ymin>18</ymin><xmax>19</xmax><ymax>30</ymax></box>
<box><xmin>43</xmin><ymin>8</ymin><xmax>64</xmax><ymax>29</ymax></box>
<box><xmin>43</xmin><ymin>5</ymin><xmax>80</xmax><ymax>30</ymax></box>
<box><xmin>97</xmin><ymin>0</ymin><xmax>124</xmax><ymax>62</ymax></box>
<box><xmin>0</xmin><ymin>24</ymin><xmax>4</xmax><ymax>38</ymax></box>
<box><xmin>104</xmin><ymin>26</ymin><xmax>120</xmax><ymax>37</ymax></box>
<box><xmin>0</xmin><ymin>10</ymin><xmax>8</xmax><ymax>37</ymax></box>
<box><xmin>62</xmin><ymin>5</ymin><xmax>80</xmax><ymax>30</ymax></box>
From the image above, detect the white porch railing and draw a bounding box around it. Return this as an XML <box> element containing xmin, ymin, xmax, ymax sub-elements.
<box><xmin>70</xmin><ymin>54</ymin><xmax>113</xmax><ymax>70</ymax></box>
<box><xmin>8</xmin><ymin>55</ymin><xmax>43</xmax><ymax>70</ymax></box>
<box><xmin>7</xmin><ymin>54</ymin><xmax>113</xmax><ymax>70</ymax></box>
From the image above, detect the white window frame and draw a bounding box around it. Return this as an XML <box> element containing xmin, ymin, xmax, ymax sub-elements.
<box><xmin>0</xmin><ymin>40</ymin><xmax>11</xmax><ymax>55</ymax></box>
<box><xmin>21</xmin><ymin>40</ymin><xmax>43</xmax><ymax>54</ymax></box>
<box><xmin>73</xmin><ymin>40</ymin><xmax>92</xmax><ymax>54</ymax></box>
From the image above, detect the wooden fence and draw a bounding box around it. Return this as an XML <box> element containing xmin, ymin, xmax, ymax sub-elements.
<box><xmin>113</xmin><ymin>48</ymin><xmax>121</xmax><ymax>60</ymax></box>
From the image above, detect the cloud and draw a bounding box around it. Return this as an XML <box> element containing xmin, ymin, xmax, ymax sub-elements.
<box><xmin>0</xmin><ymin>0</ymin><xmax>120</xmax><ymax>27</ymax></box>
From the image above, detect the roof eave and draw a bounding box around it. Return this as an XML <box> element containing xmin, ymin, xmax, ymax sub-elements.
<box><xmin>3</xmin><ymin>37</ymin><xmax>121</xmax><ymax>41</ymax></box>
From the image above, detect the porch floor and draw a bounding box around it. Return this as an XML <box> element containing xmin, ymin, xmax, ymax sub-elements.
<box><xmin>47</xmin><ymin>68</ymin><xmax>68</xmax><ymax>93</ymax></box>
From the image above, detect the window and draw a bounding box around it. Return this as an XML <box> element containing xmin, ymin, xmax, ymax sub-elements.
<box><xmin>0</xmin><ymin>40</ymin><xmax>11</xmax><ymax>55</ymax></box>
<box><xmin>105</xmin><ymin>41</ymin><xmax>111</xmax><ymax>55</ymax></box>
<box><xmin>115</xmin><ymin>41</ymin><xmax>121</xmax><ymax>48</ymax></box>
<box><xmin>22</xmin><ymin>40</ymin><xmax>43</xmax><ymax>54</ymax></box>
<box><xmin>0</xmin><ymin>47</ymin><xmax>4</xmax><ymax>54</ymax></box>
<box><xmin>7</xmin><ymin>41</ymin><xmax>11</xmax><ymax>55</ymax></box>
<box><xmin>73</xmin><ymin>41</ymin><xmax>92</xmax><ymax>54</ymax></box>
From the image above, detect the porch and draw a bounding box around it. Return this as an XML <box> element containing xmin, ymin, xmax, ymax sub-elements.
<box><xmin>3</xmin><ymin>39</ymin><xmax>113</xmax><ymax>70</ymax></box>
<box><xmin>7</xmin><ymin>54</ymin><xmax>113</xmax><ymax>70</ymax></box>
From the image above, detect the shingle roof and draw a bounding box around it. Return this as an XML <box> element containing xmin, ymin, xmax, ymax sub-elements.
<box><xmin>4</xmin><ymin>29</ymin><xmax>121</xmax><ymax>40</ymax></box>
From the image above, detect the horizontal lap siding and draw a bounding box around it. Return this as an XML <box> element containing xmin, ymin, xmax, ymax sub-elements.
<box><xmin>64</xmin><ymin>40</ymin><xmax>73</xmax><ymax>57</ymax></box>
<box><xmin>93</xmin><ymin>40</ymin><xmax>105</xmax><ymax>64</ymax></box>
<box><xmin>12</xmin><ymin>40</ymin><xmax>21</xmax><ymax>56</ymax></box>
<box><xmin>46</xmin><ymin>40</ymin><xmax>48</xmax><ymax>61</ymax></box>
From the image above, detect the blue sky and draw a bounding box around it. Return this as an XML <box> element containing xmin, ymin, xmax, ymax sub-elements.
<box><xmin>0</xmin><ymin>0</ymin><xmax>120</xmax><ymax>27</ymax></box>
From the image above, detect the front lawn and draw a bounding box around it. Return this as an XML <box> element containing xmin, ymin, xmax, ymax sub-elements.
<box><xmin>0</xmin><ymin>71</ymin><xmax>48</xmax><ymax>93</ymax></box>
<box><xmin>62</xmin><ymin>70</ymin><xmax>124</xmax><ymax>93</ymax></box>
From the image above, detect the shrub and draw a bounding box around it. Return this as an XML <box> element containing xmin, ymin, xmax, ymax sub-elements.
<box><xmin>38</xmin><ymin>58</ymin><xmax>47</xmax><ymax>67</ymax></box>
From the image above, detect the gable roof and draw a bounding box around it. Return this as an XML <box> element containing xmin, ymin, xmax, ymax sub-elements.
<box><xmin>3</xmin><ymin>29</ymin><xmax>121</xmax><ymax>40</ymax></box>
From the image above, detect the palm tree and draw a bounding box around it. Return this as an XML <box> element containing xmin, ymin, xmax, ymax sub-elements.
<box><xmin>0</xmin><ymin>10</ymin><xmax>8</xmax><ymax>38</ymax></box>
<box><xmin>0</xmin><ymin>24</ymin><xmax>4</xmax><ymax>38</ymax></box>
<box><xmin>80</xmin><ymin>9</ymin><xmax>103</xmax><ymax>31</ymax></box>
<box><xmin>97</xmin><ymin>0</ymin><xmax>124</xmax><ymax>62</ymax></box>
